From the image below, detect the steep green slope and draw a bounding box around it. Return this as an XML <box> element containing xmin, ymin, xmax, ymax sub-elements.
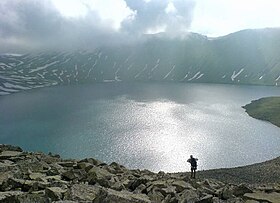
<box><xmin>243</xmin><ymin>97</ymin><xmax>280</xmax><ymax>127</ymax></box>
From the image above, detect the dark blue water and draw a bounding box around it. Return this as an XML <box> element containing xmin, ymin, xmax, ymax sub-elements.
<box><xmin>1</xmin><ymin>82</ymin><xmax>280</xmax><ymax>172</ymax></box>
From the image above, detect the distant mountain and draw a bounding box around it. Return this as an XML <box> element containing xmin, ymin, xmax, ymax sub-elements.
<box><xmin>1</xmin><ymin>28</ymin><xmax>280</xmax><ymax>95</ymax></box>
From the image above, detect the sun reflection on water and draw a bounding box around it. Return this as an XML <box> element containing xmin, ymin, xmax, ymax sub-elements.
<box><xmin>116</xmin><ymin>100</ymin><xmax>215</xmax><ymax>172</ymax></box>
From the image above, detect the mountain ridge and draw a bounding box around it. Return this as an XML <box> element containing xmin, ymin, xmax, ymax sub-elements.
<box><xmin>1</xmin><ymin>28</ymin><xmax>280</xmax><ymax>96</ymax></box>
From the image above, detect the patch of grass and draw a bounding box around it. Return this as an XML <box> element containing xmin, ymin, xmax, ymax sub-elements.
<box><xmin>243</xmin><ymin>97</ymin><xmax>280</xmax><ymax>128</ymax></box>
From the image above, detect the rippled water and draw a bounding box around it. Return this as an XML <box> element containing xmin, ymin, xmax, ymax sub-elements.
<box><xmin>1</xmin><ymin>82</ymin><xmax>280</xmax><ymax>172</ymax></box>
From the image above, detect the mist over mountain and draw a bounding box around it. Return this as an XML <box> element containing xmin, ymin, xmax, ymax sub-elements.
<box><xmin>0</xmin><ymin>28</ymin><xmax>280</xmax><ymax>95</ymax></box>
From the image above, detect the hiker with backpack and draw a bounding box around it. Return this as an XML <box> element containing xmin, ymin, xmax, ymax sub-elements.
<box><xmin>187</xmin><ymin>155</ymin><xmax>198</xmax><ymax>178</ymax></box>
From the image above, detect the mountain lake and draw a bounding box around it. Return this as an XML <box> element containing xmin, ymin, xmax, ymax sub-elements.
<box><xmin>0</xmin><ymin>82</ymin><xmax>280</xmax><ymax>172</ymax></box>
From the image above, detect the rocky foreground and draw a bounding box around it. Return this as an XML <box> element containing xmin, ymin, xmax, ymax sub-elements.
<box><xmin>0</xmin><ymin>145</ymin><xmax>280</xmax><ymax>203</ymax></box>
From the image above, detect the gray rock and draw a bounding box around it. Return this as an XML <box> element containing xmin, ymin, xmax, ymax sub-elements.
<box><xmin>87</xmin><ymin>166</ymin><xmax>113</xmax><ymax>187</ymax></box>
<box><xmin>97</xmin><ymin>187</ymin><xmax>151</xmax><ymax>203</ymax></box>
<box><xmin>0</xmin><ymin>191</ymin><xmax>24</xmax><ymax>202</ymax></box>
<box><xmin>0</xmin><ymin>151</ymin><xmax>23</xmax><ymax>159</ymax></box>
<box><xmin>172</xmin><ymin>180</ymin><xmax>194</xmax><ymax>192</ymax></box>
<box><xmin>216</xmin><ymin>185</ymin><xmax>236</xmax><ymax>200</ymax></box>
<box><xmin>87</xmin><ymin>170</ymin><xmax>110</xmax><ymax>187</ymax></box>
<box><xmin>226</xmin><ymin>197</ymin><xmax>245</xmax><ymax>203</ymax></box>
<box><xmin>161</xmin><ymin>194</ymin><xmax>172</xmax><ymax>203</ymax></box>
<box><xmin>2</xmin><ymin>178</ymin><xmax>30</xmax><ymax>191</ymax></box>
<box><xmin>88</xmin><ymin>166</ymin><xmax>113</xmax><ymax>180</ymax></box>
<box><xmin>64</xmin><ymin>183</ymin><xmax>100</xmax><ymax>202</ymax></box>
<box><xmin>0</xmin><ymin>171</ymin><xmax>13</xmax><ymax>186</ymax></box>
<box><xmin>0</xmin><ymin>145</ymin><xmax>23</xmax><ymax>152</ymax></box>
<box><xmin>77</xmin><ymin>162</ymin><xmax>94</xmax><ymax>172</ymax></box>
<box><xmin>232</xmin><ymin>184</ymin><xmax>253</xmax><ymax>196</ymax></box>
<box><xmin>111</xmin><ymin>181</ymin><xmax>126</xmax><ymax>191</ymax></box>
<box><xmin>35</xmin><ymin>153</ymin><xmax>60</xmax><ymax>165</ymax></box>
<box><xmin>158</xmin><ymin>186</ymin><xmax>176</xmax><ymax>197</ymax></box>
<box><xmin>130</xmin><ymin>177</ymin><xmax>150</xmax><ymax>191</ymax></box>
<box><xmin>79</xmin><ymin>158</ymin><xmax>103</xmax><ymax>166</ymax></box>
<box><xmin>178</xmin><ymin>189</ymin><xmax>199</xmax><ymax>203</ymax></box>
<box><xmin>108</xmin><ymin>165</ymin><xmax>123</xmax><ymax>175</ymax></box>
<box><xmin>244</xmin><ymin>191</ymin><xmax>280</xmax><ymax>203</ymax></box>
<box><xmin>133</xmin><ymin>184</ymin><xmax>146</xmax><ymax>194</ymax></box>
<box><xmin>189</xmin><ymin>179</ymin><xmax>202</xmax><ymax>189</ymax></box>
<box><xmin>122</xmin><ymin>179</ymin><xmax>135</xmax><ymax>190</ymax></box>
<box><xmin>46</xmin><ymin>168</ymin><xmax>61</xmax><ymax>176</ymax></box>
<box><xmin>110</xmin><ymin>162</ymin><xmax>126</xmax><ymax>172</ymax></box>
<box><xmin>161</xmin><ymin>194</ymin><xmax>178</xmax><ymax>203</ymax></box>
<box><xmin>0</xmin><ymin>160</ymin><xmax>15</xmax><ymax>168</ymax></box>
<box><xmin>29</xmin><ymin>172</ymin><xmax>46</xmax><ymax>180</ymax></box>
<box><xmin>28</xmin><ymin>181</ymin><xmax>43</xmax><ymax>192</ymax></box>
<box><xmin>45</xmin><ymin>187</ymin><xmax>67</xmax><ymax>201</ymax></box>
<box><xmin>57</xmin><ymin>161</ymin><xmax>76</xmax><ymax>168</ymax></box>
<box><xmin>149</xmin><ymin>180</ymin><xmax>167</xmax><ymax>189</ymax></box>
<box><xmin>211</xmin><ymin>197</ymin><xmax>221</xmax><ymax>203</ymax></box>
<box><xmin>140</xmin><ymin>169</ymin><xmax>154</xmax><ymax>176</ymax></box>
<box><xmin>15</xmin><ymin>193</ymin><xmax>51</xmax><ymax>203</ymax></box>
<box><xmin>22</xmin><ymin>179</ymin><xmax>47</xmax><ymax>192</ymax></box>
<box><xmin>201</xmin><ymin>179</ymin><xmax>224</xmax><ymax>190</ymax></box>
<box><xmin>43</xmin><ymin>175</ymin><xmax>64</xmax><ymax>183</ymax></box>
<box><xmin>199</xmin><ymin>186</ymin><xmax>216</xmax><ymax>196</ymax></box>
<box><xmin>244</xmin><ymin>200</ymin><xmax>259</xmax><ymax>203</ymax></box>
<box><xmin>197</xmin><ymin>194</ymin><xmax>213</xmax><ymax>203</ymax></box>
<box><xmin>257</xmin><ymin>185</ymin><xmax>279</xmax><ymax>193</ymax></box>
<box><xmin>17</xmin><ymin>159</ymin><xmax>50</xmax><ymax>173</ymax></box>
<box><xmin>62</xmin><ymin>170</ymin><xmax>78</xmax><ymax>181</ymax></box>
<box><xmin>147</xmin><ymin>191</ymin><xmax>164</xmax><ymax>202</ymax></box>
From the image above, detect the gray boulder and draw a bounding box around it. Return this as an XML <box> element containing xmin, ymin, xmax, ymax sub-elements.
<box><xmin>172</xmin><ymin>180</ymin><xmax>195</xmax><ymax>192</ymax></box>
<box><xmin>0</xmin><ymin>145</ymin><xmax>23</xmax><ymax>152</ymax></box>
<box><xmin>77</xmin><ymin>162</ymin><xmax>94</xmax><ymax>172</ymax></box>
<box><xmin>0</xmin><ymin>191</ymin><xmax>24</xmax><ymax>202</ymax></box>
<box><xmin>45</xmin><ymin>187</ymin><xmax>67</xmax><ymax>201</ymax></box>
<box><xmin>15</xmin><ymin>193</ymin><xmax>51</xmax><ymax>203</ymax></box>
<box><xmin>178</xmin><ymin>189</ymin><xmax>199</xmax><ymax>203</ymax></box>
<box><xmin>79</xmin><ymin>158</ymin><xmax>103</xmax><ymax>166</ymax></box>
<box><xmin>29</xmin><ymin>172</ymin><xmax>46</xmax><ymax>180</ymax></box>
<box><xmin>197</xmin><ymin>194</ymin><xmax>213</xmax><ymax>203</ymax></box>
<box><xmin>244</xmin><ymin>191</ymin><xmax>280</xmax><ymax>203</ymax></box>
<box><xmin>96</xmin><ymin>187</ymin><xmax>151</xmax><ymax>203</ymax></box>
<box><xmin>0</xmin><ymin>151</ymin><xmax>23</xmax><ymax>160</ymax></box>
<box><xmin>232</xmin><ymin>184</ymin><xmax>253</xmax><ymax>196</ymax></box>
<box><xmin>64</xmin><ymin>183</ymin><xmax>100</xmax><ymax>202</ymax></box>
<box><xmin>57</xmin><ymin>161</ymin><xmax>76</xmax><ymax>168</ymax></box>
<box><xmin>221</xmin><ymin>186</ymin><xmax>234</xmax><ymax>200</ymax></box>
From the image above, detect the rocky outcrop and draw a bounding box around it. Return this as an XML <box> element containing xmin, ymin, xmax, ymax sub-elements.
<box><xmin>0</xmin><ymin>144</ymin><xmax>279</xmax><ymax>203</ymax></box>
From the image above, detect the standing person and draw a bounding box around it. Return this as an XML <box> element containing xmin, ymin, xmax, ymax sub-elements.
<box><xmin>187</xmin><ymin>155</ymin><xmax>198</xmax><ymax>178</ymax></box>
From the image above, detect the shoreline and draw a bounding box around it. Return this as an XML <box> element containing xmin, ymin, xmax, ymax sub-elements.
<box><xmin>1</xmin><ymin>81</ymin><xmax>279</xmax><ymax>98</ymax></box>
<box><xmin>1</xmin><ymin>144</ymin><xmax>280</xmax><ymax>202</ymax></box>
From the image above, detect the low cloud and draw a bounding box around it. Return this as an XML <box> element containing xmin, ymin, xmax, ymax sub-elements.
<box><xmin>0</xmin><ymin>0</ymin><xmax>195</xmax><ymax>53</ymax></box>
<box><xmin>122</xmin><ymin>0</ymin><xmax>195</xmax><ymax>36</ymax></box>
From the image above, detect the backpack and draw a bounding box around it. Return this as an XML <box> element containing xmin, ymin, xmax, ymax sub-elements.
<box><xmin>190</xmin><ymin>158</ymin><xmax>197</xmax><ymax>167</ymax></box>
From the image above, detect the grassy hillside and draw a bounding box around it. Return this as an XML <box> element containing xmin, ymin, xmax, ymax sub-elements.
<box><xmin>243</xmin><ymin>97</ymin><xmax>280</xmax><ymax>127</ymax></box>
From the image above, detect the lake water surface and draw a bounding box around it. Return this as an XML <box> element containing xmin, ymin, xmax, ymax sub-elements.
<box><xmin>1</xmin><ymin>82</ymin><xmax>280</xmax><ymax>172</ymax></box>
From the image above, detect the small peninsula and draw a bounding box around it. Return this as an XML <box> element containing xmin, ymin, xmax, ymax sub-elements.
<box><xmin>243</xmin><ymin>97</ymin><xmax>280</xmax><ymax>128</ymax></box>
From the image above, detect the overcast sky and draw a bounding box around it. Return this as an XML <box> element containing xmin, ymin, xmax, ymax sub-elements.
<box><xmin>0</xmin><ymin>0</ymin><xmax>280</xmax><ymax>52</ymax></box>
